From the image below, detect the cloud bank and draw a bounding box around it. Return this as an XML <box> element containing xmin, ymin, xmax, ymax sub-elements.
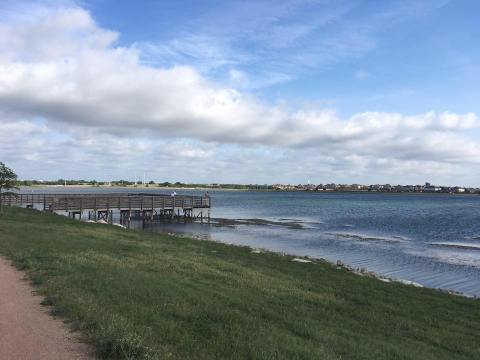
<box><xmin>0</xmin><ymin>4</ymin><xmax>479</xmax><ymax>185</ymax></box>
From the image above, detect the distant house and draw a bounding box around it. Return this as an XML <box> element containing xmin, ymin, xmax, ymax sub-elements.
<box><xmin>424</xmin><ymin>186</ymin><xmax>442</xmax><ymax>193</ymax></box>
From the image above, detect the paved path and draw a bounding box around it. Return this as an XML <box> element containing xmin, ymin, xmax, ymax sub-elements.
<box><xmin>0</xmin><ymin>257</ymin><xmax>93</xmax><ymax>360</ymax></box>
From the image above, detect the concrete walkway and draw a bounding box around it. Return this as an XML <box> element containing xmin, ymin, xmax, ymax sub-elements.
<box><xmin>0</xmin><ymin>257</ymin><xmax>93</xmax><ymax>360</ymax></box>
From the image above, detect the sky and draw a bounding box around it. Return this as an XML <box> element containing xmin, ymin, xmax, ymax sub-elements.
<box><xmin>0</xmin><ymin>0</ymin><xmax>479</xmax><ymax>186</ymax></box>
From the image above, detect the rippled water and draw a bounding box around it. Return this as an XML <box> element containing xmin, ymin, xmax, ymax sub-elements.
<box><xmin>21</xmin><ymin>187</ymin><xmax>480</xmax><ymax>296</ymax></box>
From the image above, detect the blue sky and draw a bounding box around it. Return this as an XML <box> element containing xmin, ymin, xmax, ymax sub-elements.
<box><xmin>83</xmin><ymin>0</ymin><xmax>480</xmax><ymax>116</ymax></box>
<box><xmin>0</xmin><ymin>0</ymin><xmax>479</xmax><ymax>185</ymax></box>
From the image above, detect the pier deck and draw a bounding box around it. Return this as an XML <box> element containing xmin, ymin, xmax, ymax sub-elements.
<box><xmin>1</xmin><ymin>193</ymin><xmax>211</xmax><ymax>224</ymax></box>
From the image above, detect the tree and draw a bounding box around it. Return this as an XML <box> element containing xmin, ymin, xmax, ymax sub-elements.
<box><xmin>0</xmin><ymin>162</ymin><xmax>19</xmax><ymax>212</ymax></box>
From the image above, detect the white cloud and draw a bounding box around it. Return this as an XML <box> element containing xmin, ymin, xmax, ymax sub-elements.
<box><xmin>354</xmin><ymin>70</ymin><xmax>370</xmax><ymax>79</ymax></box>
<box><xmin>0</xmin><ymin>3</ymin><xmax>479</xmax><ymax>185</ymax></box>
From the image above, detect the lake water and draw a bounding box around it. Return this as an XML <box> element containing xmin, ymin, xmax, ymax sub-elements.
<box><xmin>21</xmin><ymin>187</ymin><xmax>480</xmax><ymax>296</ymax></box>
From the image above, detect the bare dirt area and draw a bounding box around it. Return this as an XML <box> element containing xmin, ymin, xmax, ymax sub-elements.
<box><xmin>0</xmin><ymin>257</ymin><xmax>93</xmax><ymax>360</ymax></box>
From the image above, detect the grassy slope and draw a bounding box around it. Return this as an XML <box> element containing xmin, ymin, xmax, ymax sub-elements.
<box><xmin>0</xmin><ymin>207</ymin><xmax>479</xmax><ymax>360</ymax></box>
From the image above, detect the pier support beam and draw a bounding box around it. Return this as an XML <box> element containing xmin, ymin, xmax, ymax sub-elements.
<box><xmin>97</xmin><ymin>210</ymin><xmax>109</xmax><ymax>222</ymax></box>
<box><xmin>120</xmin><ymin>210</ymin><xmax>131</xmax><ymax>227</ymax></box>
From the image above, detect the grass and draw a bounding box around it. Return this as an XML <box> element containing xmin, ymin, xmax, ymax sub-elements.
<box><xmin>0</xmin><ymin>207</ymin><xmax>479</xmax><ymax>359</ymax></box>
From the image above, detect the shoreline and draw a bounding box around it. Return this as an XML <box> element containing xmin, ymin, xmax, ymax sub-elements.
<box><xmin>146</xmin><ymin>216</ymin><xmax>480</xmax><ymax>298</ymax></box>
<box><xmin>8</xmin><ymin>199</ymin><xmax>478</xmax><ymax>297</ymax></box>
<box><xmin>33</xmin><ymin>209</ymin><xmax>480</xmax><ymax>298</ymax></box>
<box><xmin>160</xmin><ymin>228</ymin><xmax>471</xmax><ymax>299</ymax></box>
<box><xmin>15</xmin><ymin>185</ymin><xmax>480</xmax><ymax>195</ymax></box>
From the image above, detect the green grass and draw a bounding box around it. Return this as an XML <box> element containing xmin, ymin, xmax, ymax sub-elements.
<box><xmin>0</xmin><ymin>207</ymin><xmax>479</xmax><ymax>359</ymax></box>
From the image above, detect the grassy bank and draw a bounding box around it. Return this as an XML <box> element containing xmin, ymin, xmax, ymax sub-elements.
<box><xmin>0</xmin><ymin>207</ymin><xmax>479</xmax><ymax>359</ymax></box>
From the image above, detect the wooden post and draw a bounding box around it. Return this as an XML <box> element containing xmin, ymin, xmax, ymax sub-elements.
<box><xmin>79</xmin><ymin>199</ymin><xmax>83</xmax><ymax>220</ymax></box>
<box><xmin>208</xmin><ymin>196</ymin><xmax>211</xmax><ymax>224</ymax></box>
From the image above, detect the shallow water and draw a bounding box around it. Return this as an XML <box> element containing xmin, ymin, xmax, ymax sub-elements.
<box><xmin>21</xmin><ymin>187</ymin><xmax>480</xmax><ymax>296</ymax></box>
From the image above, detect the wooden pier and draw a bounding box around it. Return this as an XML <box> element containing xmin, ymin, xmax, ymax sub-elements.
<box><xmin>1</xmin><ymin>193</ymin><xmax>211</xmax><ymax>226</ymax></box>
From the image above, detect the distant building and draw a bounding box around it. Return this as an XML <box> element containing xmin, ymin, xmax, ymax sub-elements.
<box><xmin>424</xmin><ymin>185</ymin><xmax>442</xmax><ymax>193</ymax></box>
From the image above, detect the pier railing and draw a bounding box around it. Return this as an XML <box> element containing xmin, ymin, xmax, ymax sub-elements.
<box><xmin>0</xmin><ymin>193</ymin><xmax>211</xmax><ymax>212</ymax></box>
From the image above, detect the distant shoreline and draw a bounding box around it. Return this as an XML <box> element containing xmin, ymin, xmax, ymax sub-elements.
<box><xmin>17</xmin><ymin>185</ymin><xmax>247</xmax><ymax>192</ymax></box>
<box><xmin>16</xmin><ymin>184</ymin><xmax>480</xmax><ymax>195</ymax></box>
